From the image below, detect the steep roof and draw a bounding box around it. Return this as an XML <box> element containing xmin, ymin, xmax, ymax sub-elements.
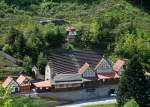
<box><xmin>47</xmin><ymin>50</ymin><xmax>102</xmax><ymax>75</ymax></box>
<box><xmin>33</xmin><ymin>80</ymin><xmax>51</xmax><ymax>88</ymax></box>
<box><xmin>2</xmin><ymin>76</ymin><xmax>13</xmax><ymax>88</ymax></box>
<box><xmin>95</xmin><ymin>58</ymin><xmax>112</xmax><ymax>70</ymax></box>
<box><xmin>16</xmin><ymin>75</ymin><xmax>27</xmax><ymax>85</ymax></box>
<box><xmin>79</xmin><ymin>63</ymin><xmax>90</xmax><ymax>74</ymax></box>
<box><xmin>113</xmin><ymin>59</ymin><xmax>125</xmax><ymax>72</ymax></box>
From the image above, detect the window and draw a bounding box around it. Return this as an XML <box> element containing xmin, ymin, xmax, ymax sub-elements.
<box><xmin>83</xmin><ymin>69</ymin><xmax>95</xmax><ymax>77</ymax></box>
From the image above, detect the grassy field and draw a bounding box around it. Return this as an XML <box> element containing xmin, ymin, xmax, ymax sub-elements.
<box><xmin>0</xmin><ymin>56</ymin><xmax>17</xmax><ymax>68</ymax></box>
<box><xmin>83</xmin><ymin>103</ymin><xmax>117</xmax><ymax>107</ymax></box>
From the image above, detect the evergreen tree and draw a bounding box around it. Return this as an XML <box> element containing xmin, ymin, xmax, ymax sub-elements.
<box><xmin>37</xmin><ymin>52</ymin><xmax>47</xmax><ymax>75</ymax></box>
<box><xmin>23</xmin><ymin>56</ymin><xmax>32</xmax><ymax>74</ymax></box>
<box><xmin>117</xmin><ymin>54</ymin><xmax>149</xmax><ymax>107</ymax></box>
<box><xmin>14</xmin><ymin>33</ymin><xmax>26</xmax><ymax>59</ymax></box>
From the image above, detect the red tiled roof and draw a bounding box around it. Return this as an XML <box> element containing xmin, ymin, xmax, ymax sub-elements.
<box><xmin>97</xmin><ymin>72</ymin><xmax>120</xmax><ymax>80</ymax></box>
<box><xmin>2</xmin><ymin>76</ymin><xmax>13</xmax><ymax>88</ymax></box>
<box><xmin>113</xmin><ymin>59</ymin><xmax>125</xmax><ymax>72</ymax></box>
<box><xmin>79</xmin><ymin>63</ymin><xmax>90</xmax><ymax>74</ymax></box>
<box><xmin>16</xmin><ymin>75</ymin><xmax>26</xmax><ymax>85</ymax></box>
<box><xmin>33</xmin><ymin>80</ymin><xmax>51</xmax><ymax>88</ymax></box>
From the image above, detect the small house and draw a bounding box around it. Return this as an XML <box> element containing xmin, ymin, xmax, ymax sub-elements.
<box><xmin>2</xmin><ymin>76</ymin><xmax>19</xmax><ymax>93</ymax></box>
<box><xmin>66</xmin><ymin>26</ymin><xmax>77</xmax><ymax>42</ymax></box>
<box><xmin>16</xmin><ymin>75</ymin><xmax>31</xmax><ymax>92</ymax></box>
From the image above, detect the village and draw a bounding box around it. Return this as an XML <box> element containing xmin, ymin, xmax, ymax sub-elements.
<box><xmin>0</xmin><ymin>0</ymin><xmax>150</xmax><ymax>107</ymax></box>
<box><xmin>0</xmin><ymin>26</ymin><xmax>127</xmax><ymax>101</ymax></box>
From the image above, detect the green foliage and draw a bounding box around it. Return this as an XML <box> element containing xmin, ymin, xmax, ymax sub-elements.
<box><xmin>0</xmin><ymin>85</ymin><xmax>48</xmax><ymax>107</ymax></box>
<box><xmin>45</xmin><ymin>28</ymin><xmax>65</xmax><ymax>48</ymax></box>
<box><xmin>23</xmin><ymin>56</ymin><xmax>32</xmax><ymax>73</ymax></box>
<box><xmin>0</xmin><ymin>0</ymin><xmax>150</xmax><ymax>76</ymax></box>
<box><xmin>75</xmin><ymin>27</ymin><xmax>93</xmax><ymax>48</ymax></box>
<box><xmin>0</xmin><ymin>67</ymin><xmax>24</xmax><ymax>78</ymax></box>
<box><xmin>37</xmin><ymin>52</ymin><xmax>47</xmax><ymax>75</ymax></box>
<box><xmin>114</xmin><ymin>33</ymin><xmax>150</xmax><ymax>69</ymax></box>
<box><xmin>123</xmin><ymin>99</ymin><xmax>139</xmax><ymax>107</ymax></box>
<box><xmin>117</xmin><ymin>55</ymin><xmax>149</xmax><ymax>107</ymax></box>
<box><xmin>84</xmin><ymin>103</ymin><xmax>117</xmax><ymax>107</ymax></box>
<box><xmin>4</xmin><ymin>0</ymin><xmax>41</xmax><ymax>9</ymax></box>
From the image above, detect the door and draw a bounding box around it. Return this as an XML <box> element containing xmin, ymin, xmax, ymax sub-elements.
<box><xmin>15</xmin><ymin>87</ymin><xmax>18</xmax><ymax>93</ymax></box>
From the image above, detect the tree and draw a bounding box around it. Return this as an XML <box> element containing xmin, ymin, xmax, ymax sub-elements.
<box><xmin>117</xmin><ymin>54</ymin><xmax>149</xmax><ymax>107</ymax></box>
<box><xmin>13</xmin><ymin>32</ymin><xmax>26</xmax><ymax>59</ymax></box>
<box><xmin>123</xmin><ymin>99</ymin><xmax>140</xmax><ymax>107</ymax></box>
<box><xmin>45</xmin><ymin>28</ymin><xmax>65</xmax><ymax>48</ymax></box>
<box><xmin>7</xmin><ymin>27</ymin><xmax>20</xmax><ymax>45</ymax></box>
<box><xmin>23</xmin><ymin>56</ymin><xmax>32</xmax><ymax>74</ymax></box>
<box><xmin>37</xmin><ymin>52</ymin><xmax>47</xmax><ymax>75</ymax></box>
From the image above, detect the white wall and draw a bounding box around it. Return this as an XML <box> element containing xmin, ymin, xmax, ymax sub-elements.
<box><xmin>45</xmin><ymin>64</ymin><xmax>51</xmax><ymax>80</ymax></box>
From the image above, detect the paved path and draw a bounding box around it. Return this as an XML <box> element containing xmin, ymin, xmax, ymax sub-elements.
<box><xmin>57</xmin><ymin>97</ymin><xmax>116</xmax><ymax>107</ymax></box>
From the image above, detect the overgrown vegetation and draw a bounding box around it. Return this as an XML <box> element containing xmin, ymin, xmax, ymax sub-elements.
<box><xmin>0</xmin><ymin>0</ymin><xmax>149</xmax><ymax>74</ymax></box>
<box><xmin>0</xmin><ymin>85</ymin><xmax>48</xmax><ymax>107</ymax></box>
<box><xmin>117</xmin><ymin>55</ymin><xmax>149</xmax><ymax>107</ymax></box>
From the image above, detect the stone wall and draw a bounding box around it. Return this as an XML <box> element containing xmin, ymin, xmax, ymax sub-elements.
<box><xmin>38</xmin><ymin>84</ymin><xmax>118</xmax><ymax>101</ymax></box>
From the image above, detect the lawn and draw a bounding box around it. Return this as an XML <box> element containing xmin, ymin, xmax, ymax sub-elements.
<box><xmin>83</xmin><ymin>103</ymin><xmax>117</xmax><ymax>107</ymax></box>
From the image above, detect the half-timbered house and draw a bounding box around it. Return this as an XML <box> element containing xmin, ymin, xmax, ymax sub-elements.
<box><xmin>16</xmin><ymin>75</ymin><xmax>31</xmax><ymax>92</ymax></box>
<box><xmin>34</xmin><ymin>50</ymin><xmax>125</xmax><ymax>100</ymax></box>
<box><xmin>2</xmin><ymin>76</ymin><xmax>19</xmax><ymax>93</ymax></box>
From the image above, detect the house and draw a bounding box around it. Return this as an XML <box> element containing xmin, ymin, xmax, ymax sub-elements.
<box><xmin>16</xmin><ymin>75</ymin><xmax>31</xmax><ymax>92</ymax></box>
<box><xmin>33</xmin><ymin>50</ymin><xmax>124</xmax><ymax>100</ymax></box>
<box><xmin>66</xmin><ymin>26</ymin><xmax>77</xmax><ymax>42</ymax></box>
<box><xmin>2</xmin><ymin>76</ymin><xmax>19</xmax><ymax>93</ymax></box>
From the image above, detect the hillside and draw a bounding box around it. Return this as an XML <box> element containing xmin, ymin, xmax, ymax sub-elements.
<box><xmin>0</xmin><ymin>0</ymin><xmax>149</xmax><ymax>75</ymax></box>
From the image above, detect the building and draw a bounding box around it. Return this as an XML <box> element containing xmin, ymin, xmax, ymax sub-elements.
<box><xmin>16</xmin><ymin>75</ymin><xmax>31</xmax><ymax>92</ymax></box>
<box><xmin>34</xmin><ymin>50</ymin><xmax>125</xmax><ymax>100</ymax></box>
<box><xmin>66</xmin><ymin>26</ymin><xmax>77</xmax><ymax>42</ymax></box>
<box><xmin>2</xmin><ymin>76</ymin><xmax>19</xmax><ymax>93</ymax></box>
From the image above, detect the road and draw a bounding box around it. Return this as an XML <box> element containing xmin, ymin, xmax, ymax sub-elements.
<box><xmin>57</xmin><ymin>97</ymin><xmax>116</xmax><ymax>107</ymax></box>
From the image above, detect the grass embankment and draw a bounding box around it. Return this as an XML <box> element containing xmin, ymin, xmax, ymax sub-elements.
<box><xmin>84</xmin><ymin>103</ymin><xmax>117</xmax><ymax>107</ymax></box>
<box><xmin>0</xmin><ymin>96</ymin><xmax>49</xmax><ymax>107</ymax></box>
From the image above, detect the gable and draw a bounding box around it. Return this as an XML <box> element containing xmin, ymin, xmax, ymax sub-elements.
<box><xmin>45</xmin><ymin>64</ymin><xmax>54</xmax><ymax>80</ymax></box>
<box><xmin>82</xmin><ymin>68</ymin><xmax>96</xmax><ymax>78</ymax></box>
<box><xmin>16</xmin><ymin>75</ymin><xmax>27</xmax><ymax>85</ymax></box>
<box><xmin>113</xmin><ymin>59</ymin><xmax>125</xmax><ymax>72</ymax></box>
<box><xmin>95</xmin><ymin>58</ymin><xmax>112</xmax><ymax>73</ymax></box>
<box><xmin>10</xmin><ymin>80</ymin><xmax>19</xmax><ymax>87</ymax></box>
